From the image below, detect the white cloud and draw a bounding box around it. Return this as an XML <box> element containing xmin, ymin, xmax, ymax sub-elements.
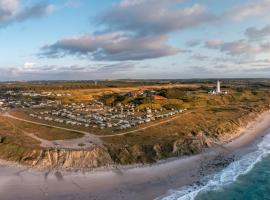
<box><xmin>205</xmin><ymin>39</ymin><xmax>224</xmax><ymax>48</ymax></box>
<box><xmin>23</xmin><ymin>62</ymin><xmax>36</xmax><ymax>69</ymax></box>
<box><xmin>206</xmin><ymin>39</ymin><xmax>270</xmax><ymax>59</ymax></box>
<box><xmin>41</xmin><ymin>32</ymin><xmax>185</xmax><ymax>61</ymax></box>
<box><xmin>100</xmin><ymin>1</ymin><xmax>214</xmax><ymax>36</ymax></box>
<box><xmin>0</xmin><ymin>62</ymin><xmax>136</xmax><ymax>80</ymax></box>
<box><xmin>37</xmin><ymin>0</ymin><xmax>270</xmax><ymax>76</ymax></box>
<box><xmin>119</xmin><ymin>0</ymin><xmax>148</xmax><ymax>7</ymax></box>
<box><xmin>224</xmin><ymin>0</ymin><xmax>270</xmax><ymax>21</ymax></box>
<box><xmin>0</xmin><ymin>0</ymin><xmax>55</xmax><ymax>27</ymax></box>
<box><xmin>0</xmin><ymin>0</ymin><xmax>19</xmax><ymax>21</ymax></box>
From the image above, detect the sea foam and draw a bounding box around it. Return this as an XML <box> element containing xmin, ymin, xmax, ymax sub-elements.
<box><xmin>156</xmin><ymin>132</ymin><xmax>270</xmax><ymax>200</ymax></box>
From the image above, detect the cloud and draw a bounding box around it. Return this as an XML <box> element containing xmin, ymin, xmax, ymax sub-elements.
<box><xmin>245</xmin><ymin>25</ymin><xmax>270</xmax><ymax>40</ymax></box>
<box><xmin>218</xmin><ymin>40</ymin><xmax>261</xmax><ymax>56</ymax></box>
<box><xmin>99</xmin><ymin>1</ymin><xmax>215</xmax><ymax>36</ymax></box>
<box><xmin>64</xmin><ymin>0</ymin><xmax>81</xmax><ymax>8</ymax></box>
<box><xmin>241</xmin><ymin>66</ymin><xmax>270</xmax><ymax>72</ymax></box>
<box><xmin>40</xmin><ymin>0</ymin><xmax>270</xmax><ymax>64</ymax></box>
<box><xmin>190</xmin><ymin>54</ymin><xmax>208</xmax><ymax>61</ymax></box>
<box><xmin>58</xmin><ymin>65</ymin><xmax>87</xmax><ymax>71</ymax></box>
<box><xmin>96</xmin><ymin>62</ymin><xmax>135</xmax><ymax>73</ymax></box>
<box><xmin>0</xmin><ymin>0</ymin><xmax>19</xmax><ymax>21</ymax></box>
<box><xmin>119</xmin><ymin>0</ymin><xmax>149</xmax><ymax>7</ymax></box>
<box><xmin>40</xmin><ymin>0</ymin><xmax>213</xmax><ymax>61</ymax></box>
<box><xmin>41</xmin><ymin>32</ymin><xmax>185</xmax><ymax>61</ymax></box>
<box><xmin>99</xmin><ymin>0</ymin><xmax>270</xmax><ymax>36</ymax></box>
<box><xmin>185</xmin><ymin>39</ymin><xmax>201</xmax><ymax>47</ymax></box>
<box><xmin>185</xmin><ymin>66</ymin><xmax>215</xmax><ymax>74</ymax></box>
<box><xmin>205</xmin><ymin>39</ymin><xmax>270</xmax><ymax>57</ymax></box>
<box><xmin>0</xmin><ymin>62</ymin><xmax>136</xmax><ymax>81</ymax></box>
<box><xmin>0</xmin><ymin>0</ymin><xmax>55</xmax><ymax>27</ymax></box>
<box><xmin>23</xmin><ymin>62</ymin><xmax>36</xmax><ymax>69</ymax></box>
<box><xmin>205</xmin><ymin>39</ymin><xmax>224</xmax><ymax>48</ymax></box>
<box><xmin>224</xmin><ymin>0</ymin><xmax>270</xmax><ymax>21</ymax></box>
<box><xmin>213</xmin><ymin>64</ymin><xmax>229</xmax><ymax>69</ymax></box>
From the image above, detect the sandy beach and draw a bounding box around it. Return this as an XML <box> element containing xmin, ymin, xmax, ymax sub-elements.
<box><xmin>1</xmin><ymin>110</ymin><xmax>270</xmax><ymax>200</ymax></box>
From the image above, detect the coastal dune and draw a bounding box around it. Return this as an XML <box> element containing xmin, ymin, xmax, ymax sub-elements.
<box><xmin>1</xmin><ymin>110</ymin><xmax>270</xmax><ymax>200</ymax></box>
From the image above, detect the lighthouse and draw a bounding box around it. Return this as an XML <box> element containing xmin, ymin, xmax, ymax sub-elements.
<box><xmin>208</xmin><ymin>80</ymin><xmax>225</xmax><ymax>95</ymax></box>
<box><xmin>217</xmin><ymin>80</ymin><xmax>221</xmax><ymax>93</ymax></box>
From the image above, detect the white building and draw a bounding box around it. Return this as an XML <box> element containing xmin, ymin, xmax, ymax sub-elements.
<box><xmin>217</xmin><ymin>80</ymin><xmax>221</xmax><ymax>93</ymax></box>
<box><xmin>208</xmin><ymin>80</ymin><xmax>223</xmax><ymax>95</ymax></box>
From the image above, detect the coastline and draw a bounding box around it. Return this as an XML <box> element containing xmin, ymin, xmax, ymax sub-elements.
<box><xmin>1</xmin><ymin>110</ymin><xmax>270</xmax><ymax>200</ymax></box>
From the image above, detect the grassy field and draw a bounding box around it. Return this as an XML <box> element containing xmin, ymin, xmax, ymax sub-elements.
<box><xmin>101</xmin><ymin>87</ymin><xmax>270</xmax><ymax>164</ymax></box>
<box><xmin>0</xmin><ymin>114</ymin><xmax>84</xmax><ymax>163</ymax></box>
<box><xmin>0</xmin><ymin>116</ymin><xmax>41</xmax><ymax>148</ymax></box>
<box><xmin>0</xmin><ymin>115</ymin><xmax>42</xmax><ymax>162</ymax></box>
<box><xmin>45</xmin><ymin>83</ymin><xmax>204</xmax><ymax>103</ymax></box>
<box><xmin>0</xmin><ymin>115</ymin><xmax>83</xmax><ymax>144</ymax></box>
<box><xmin>1</xmin><ymin>80</ymin><xmax>270</xmax><ymax>167</ymax></box>
<box><xmin>103</xmin><ymin>104</ymin><xmax>266</xmax><ymax>164</ymax></box>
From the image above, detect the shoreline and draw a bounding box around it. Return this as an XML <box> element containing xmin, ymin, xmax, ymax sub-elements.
<box><xmin>1</xmin><ymin>110</ymin><xmax>270</xmax><ymax>200</ymax></box>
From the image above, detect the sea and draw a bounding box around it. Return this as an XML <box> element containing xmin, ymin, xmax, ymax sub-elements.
<box><xmin>157</xmin><ymin>131</ymin><xmax>270</xmax><ymax>200</ymax></box>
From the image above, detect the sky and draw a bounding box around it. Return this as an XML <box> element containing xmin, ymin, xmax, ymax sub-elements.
<box><xmin>1</xmin><ymin>0</ymin><xmax>270</xmax><ymax>81</ymax></box>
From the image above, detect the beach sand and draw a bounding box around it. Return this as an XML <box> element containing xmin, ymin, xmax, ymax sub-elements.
<box><xmin>1</xmin><ymin>110</ymin><xmax>270</xmax><ymax>200</ymax></box>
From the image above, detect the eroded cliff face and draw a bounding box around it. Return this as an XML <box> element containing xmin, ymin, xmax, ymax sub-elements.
<box><xmin>0</xmin><ymin>108</ymin><xmax>268</xmax><ymax>170</ymax></box>
<box><xmin>106</xmin><ymin>108</ymin><xmax>268</xmax><ymax>166</ymax></box>
<box><xmin>19</xmin><ymin>147</ymin><xmax>114</xmax><ymax>170</ymax></box>
<box><xmin>211</xmin><ymin>111</ymin><xmax>261</xmax><ymax>142</ymax></box>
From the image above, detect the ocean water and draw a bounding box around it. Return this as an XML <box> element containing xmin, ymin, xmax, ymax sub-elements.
<box><xmin>196</xmin><ymin>155</ymin><xmax>270</xmax><ymax>200</ymax></box>
<box><xmin>158</xmin><ymin>132</ymin><xmax>270</xmax><ymax>200</ymax></box>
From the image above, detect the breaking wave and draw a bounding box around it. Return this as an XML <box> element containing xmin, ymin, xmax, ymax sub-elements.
<box><xmin>157</xmin><ymin>132</ymin><xmax>270</xmax><ymax>200</ymax></box>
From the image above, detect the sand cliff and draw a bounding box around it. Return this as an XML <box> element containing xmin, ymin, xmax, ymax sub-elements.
<box><xmin>0</xmin><ymin>107</ymin><xmax>269</xmax><ymax>171</ymax></box>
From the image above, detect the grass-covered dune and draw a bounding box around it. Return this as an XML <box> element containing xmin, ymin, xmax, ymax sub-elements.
<box><xmin>1</xmin><ymin>81</ymin><xmax>270</xmax><ymax>170</ymax></box>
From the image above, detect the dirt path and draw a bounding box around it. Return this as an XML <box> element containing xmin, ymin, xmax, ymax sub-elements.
<box><xmin>3</xmin><ymin>111</ymin><xmax>191</xmax><ymax>141</ymax></box>
<box><xmin>100</xmin><ymin>112</ymin><xmax>189</xmax><ymax>138</ymax></box>
<box><xmin>23</xmin><ymin>131</ymin><xmax>100</xmax><ymax>150</ymax></box>
<box><xmin>1</xmin><ymin>110</ymin><xmax>270</xmax><ymax>200</ymax></box>
<box><xmin>2</xmin><ymin>113</ymin><xmax>103</xmax><ymax>149</ymax></box>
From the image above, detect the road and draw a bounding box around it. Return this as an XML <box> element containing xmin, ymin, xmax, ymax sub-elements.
<box><xmin>2</xmin><ymin>111</ymin><xmax>190</xmax><ymax>140</ymax></box>
<box><xmin>100</xmin><ymin>112</ymin><xmax>189</xmax><ymax>138</ymax></box>
<box><xmin>2</xmin><ymin>113</ymin><xmax>103</xmax><ymax>149</ymax></box>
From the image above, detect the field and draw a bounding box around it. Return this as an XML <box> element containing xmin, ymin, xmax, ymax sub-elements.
<box><xmin>0</xmin><ymin>114</ymin><xmax>85</xmax><ymax>163</ymax></box>
<box><xmin>1</xmin><ymin>79</ymin><xmax>270</xmax><ymax>168</ymax></box>
<box><xmin>42</xmin><ymin>83</ymin><xmax>204</xmax><ymax>104</ymax></box>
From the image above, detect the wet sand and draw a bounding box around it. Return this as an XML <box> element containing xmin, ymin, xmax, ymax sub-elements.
<box><xmin>1</xmin><ymin>110</ymin><xmax>270</xmax><ymax>200</ymax></box>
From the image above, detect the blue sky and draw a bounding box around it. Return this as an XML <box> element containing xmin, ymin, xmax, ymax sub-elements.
<box><xmin>1</xmin><ymin>0</ymin><xmax>270</xmax><ymax>80</ymax></box>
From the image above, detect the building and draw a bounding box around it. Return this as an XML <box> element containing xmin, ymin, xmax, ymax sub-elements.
<box><xmin>217</xmin><ymin>80</ymin><xmax>221</xmax><ymax>93</ymax></box>
<box><xmin>208</xmin><ymin>80</ymin><xmax>223</xmax><ymax>95</ymax></box>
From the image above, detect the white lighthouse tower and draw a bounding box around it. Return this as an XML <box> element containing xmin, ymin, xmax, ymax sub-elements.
<box><xmin>217</xmin><ymin>80</ymin><xmax>221</xmax><ymax>93</ymax></box>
